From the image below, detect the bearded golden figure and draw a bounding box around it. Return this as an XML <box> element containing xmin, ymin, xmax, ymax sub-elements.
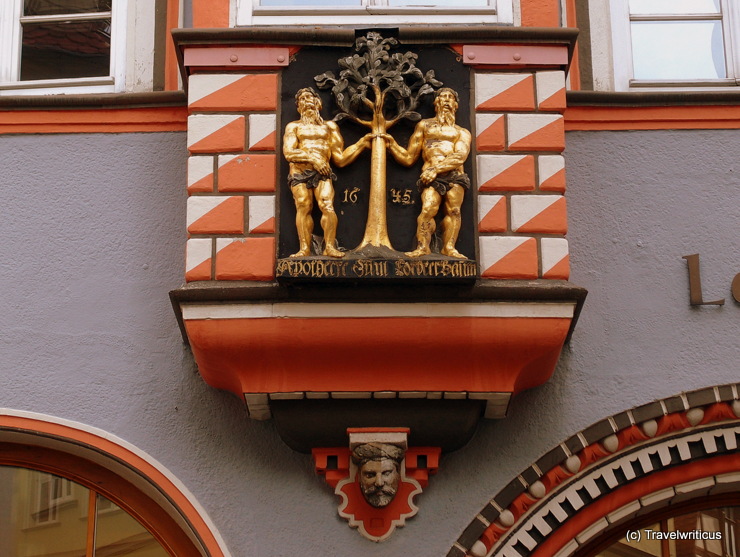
<box><xmin>283</xmin><ymin>87</ymin><xmax>373</xmax><ymax>258</ymax></box>
<box><xmin>383</xmin><ymin>88</ymin><xmax>472</xmax><ymax>258</ymax></box>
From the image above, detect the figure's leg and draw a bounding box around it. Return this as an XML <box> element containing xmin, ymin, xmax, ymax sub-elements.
<box><xmin>406</xmin><ymin>187</ymin><xmax>441</xmax><ymax>257</ymax></box>
<box><xmin>290</xmin><ymin>183</ymin><xmax>313</xmax><ymax>257</ymax></box>
<box><xmin>315</xmin><ymin>180</ymin><xmax>344</xmax><ymax>258</ymax></box>
<box><xmin>441</xmin><ymin>184</ymin><xmax>466</xmax><ymax>258</ymax></box>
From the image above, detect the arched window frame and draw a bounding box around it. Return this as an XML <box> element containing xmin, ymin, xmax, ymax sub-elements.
<box><xmin>0</xmin><ymin>410</ymin><xmax>229</xmax><ymax>557</ymax></box>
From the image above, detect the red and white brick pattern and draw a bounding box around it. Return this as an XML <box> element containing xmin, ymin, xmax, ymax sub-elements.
<box><xmin>189</xmin><ymin>74</ymin><xmax>278</xmax><ymax>112</ymax></box>
<box><xmin>477</xmin><ymin>154</ymin><xmax>535</xmax><ymax>192</ymax></box>
<box><xmin>507</xmin><ymin>113</ymin><xmax>564</xmax><ymax>151</ymax></box>
<box><xmin>474</xmin><ymin>68</ymin><xmax>569</xmax><ymax>281</ymax></box>
<box><xmin>187</xmin><ymin>114</ymin><xmax>246</xmax><ymax>154</ymax></box>
<box><xmin>475</xmin><ymin>73</ymin><xmax>535</xmax><ymax>112</ymax></box>
<box><xmin>185</xmin><ymin>69</ymin><xmax>278</xmax><ymax>283</ymax></box>
<box><xmin>479</xmin><ymin>236</ymin><xmax>538</xmax><ymax>279</ymax></box>
<box><xmin>510</xmin><ymin>195</ymin><xmax>567</xmax><ymax>234</ymax></box>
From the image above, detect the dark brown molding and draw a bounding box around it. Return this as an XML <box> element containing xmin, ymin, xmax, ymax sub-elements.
<box><xmin>172</xmin><ymin>25</ymin><xmax>579</xmax><ymax>48</ymax></box>
<box><xmin>568</xmin><ymin>89</ymin><xmax>740</xmax><ymax>107</ymax></box>
<box><xmin>0</xmin><ymin>90</ymin><xmax>187</xmax><ymax>111</ymax></box>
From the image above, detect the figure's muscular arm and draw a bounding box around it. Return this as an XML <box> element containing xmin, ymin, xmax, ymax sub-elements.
<box><xmin>328</xmin><ymin>122</ymin><xmax>372</xmax><ymax>168</ymax></box>
<box><xmin>383</xmin><ymin>122</ymin><xmax>425</xmax><ymax>167</ymax></box>
<box><xmin>419</xmin><ymin>127</ymin><xmax>472</xmax><ymax>183</ymax></box>
<box><xmin>283</xmin><ymin>122</ymin><xmax>331</xmax><ymax>174</ymax></box>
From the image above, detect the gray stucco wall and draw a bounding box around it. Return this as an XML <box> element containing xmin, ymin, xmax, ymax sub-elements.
<box><xmin>0</xmin><ymin>129</ymin><xmax>738</xmax><ymax>556</ymax></box>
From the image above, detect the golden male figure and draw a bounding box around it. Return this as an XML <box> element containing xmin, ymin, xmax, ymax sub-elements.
<box><xmin>283</xmin><ymin>87</ymin><xmax>372</xmax><ymax>257</ymax></box>
<box><xmin>384</xmin><ymin>88</ymin><xmax>472</xmax><ymax>258</ymax></box>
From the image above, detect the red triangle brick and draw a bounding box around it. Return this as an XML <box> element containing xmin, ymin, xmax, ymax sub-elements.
<box><xmin>216</xmin><ymin>238</ymin><xmax>276</xmax><ymax>281</ymax></box>
<box><xmin>186</xmin><ymin>258</ymin><xmax>212</xmax><ymax>282</ymax></box>
<box><xmin>543</xmin><ymin>254</ymin><xmax>570</xmax><ymax>279</ymax></box>
<box><xmin>478</xmin><ymin>198</ymin><xmax>507</xmax><ymax>233</ymax></box>
<box><xmin>191</xmin><ymin>74</ymin><xmax>278</xmax><ymax>112</ymax></box>
<box><xmin>516</xmin><ymin>197</ymin><xmax>567</xmax><ymax>234</ymax></box>
<box><xmin>482</xmin><ymin>238</ymin><xmax>538</xmax><ymax>279</ymax></box>
<box><xmin>477</xmin><ymin>76</ymin><xmax>535</xmax><ymax>112</ymax></box>
<box><xmin>188</xmin><ymin>197</ymin><xmax>244</xmax><ymax>235</ymax></box>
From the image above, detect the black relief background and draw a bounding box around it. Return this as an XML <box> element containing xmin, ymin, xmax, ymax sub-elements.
<box><xmin>278</xmin><ymin>44</ymin><xmax>475</xmax><ymax>259</ymax></box>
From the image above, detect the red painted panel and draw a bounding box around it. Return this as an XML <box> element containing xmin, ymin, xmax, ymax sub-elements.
<box><xmin>184</xmin><ymin>316</ymin><xmax>571</xmax><ymax>396</ymax></box>
<box><xmin>184</xmin><ymin>47</ymin><xmax>290</xmax><ymax>68</ymax></box>
<box><xmin>462</xmin><ymin>45</ymin><xmax>568</xmax><ymax>67</ymax></box>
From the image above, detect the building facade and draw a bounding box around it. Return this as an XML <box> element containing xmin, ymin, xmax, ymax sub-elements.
<box><xmin>1</xmin><ymin>1</ymin><xmax>738</xmax><ymax>556</ymax></box>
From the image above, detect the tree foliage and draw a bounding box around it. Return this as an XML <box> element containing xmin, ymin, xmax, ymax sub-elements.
<box><xmin>314</xmin><ymin>32</ymin><xmax>442</xmax><ymax>130</ymax></box>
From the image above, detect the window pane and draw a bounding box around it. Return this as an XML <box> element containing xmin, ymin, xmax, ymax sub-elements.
<box><xmin>95</xmin><ymin>494</ymin><xmax>169</xmax><ymax>556</ymax></box>
<box><xmin>629</xmin><ymin>0</ymin><xmax>720</xmax><ymax>15</ymax></box>
<box><xmin>388</xmin><ymin>0</ymin><xmax>489</xmax><ymax>5</ymax></box>
<box><xmin>631</xmin><ymin>20</ymin><xmax>726</xmax><ymax>80</ymax></box>
<box><xmin>24</xmin><ymin>0</ymin><xmax>112</xmax><ymax>16</ymax></box>
<box><xmin>260</xmin><ymin>0</ymin><xmax>362</xmax><ymax>6</ymax></box>
<box><xmin>20</xmin><ymin>19</ymin><xmax>111</xmax><ymax>81</ymax></box>
<box><xmin>0</xmin><ymin>467</ymin><xmax>89</xmax><ymax>557</ymax></box>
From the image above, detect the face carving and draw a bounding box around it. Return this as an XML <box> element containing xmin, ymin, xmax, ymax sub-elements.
<box><xmin>358</xmin><ymin>458</ymin><xmax>400</xmax><ymax>508</ymax></box>
<box><xmin>295</xmin><ymin>88</ymin><xmax>322</xmax><ymax>121</ymax></box>
<box><xmin>351</xmin><ymin>442</ymin><xmax>405</xmax><ymax>508</ymax></box>
<box><xmin>434</xmin><ymin>88</ymin><xmax>459</xmax><ymax>116</ymax></box>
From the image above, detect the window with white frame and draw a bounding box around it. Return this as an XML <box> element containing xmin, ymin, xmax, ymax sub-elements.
<box><xmin>0</xmin><ymin>0</ymin><xmax>126</xmax><ymax>95</ymax></box>
<box><xmin>610</xmin><ymin>0</ymin><xmax>740</xmax><ymax>90</ymax></box>
<box><xmin>0</xmin><ymin>0</ymin><xmax>163</xmax><ymax>96</ymax></box>
<box><xmin>236</xmin><ymin>0</ymin><xmax>514</xmax><ymax>27</ymax></box>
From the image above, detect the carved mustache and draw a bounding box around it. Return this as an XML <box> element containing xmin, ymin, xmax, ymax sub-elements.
<box><xmin>364</xmin><ymin>485</ymin><xmax>397</xmax><ymax>496</ymax></box>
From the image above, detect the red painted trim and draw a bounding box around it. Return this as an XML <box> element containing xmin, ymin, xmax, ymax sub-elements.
<box><xmin>565</xmin><ymin>0</ymin><xmax>580</xmax><ymax>90</ymax></box>
<box><xmin>192</xmin><ymin>0</ymin><xmax>230</xmax><ymax>28</ymax></box>
<box><xmin>184</xmin><ymin>47</ymin><xmax>290</xmax><ymax>68</ymax></box>
<box><xmin>531</xmin><ymin>452</ymin><xmax>740</xmax><ymax>557</ymax></box>
<box><xmin>0</xmin><ymin>414</ymin><xmax>226</xmax><ymax>557</ymax></box>
<box><xmin>0</xmin><ymin>106</ymin><xmax>188</xmax><ymax>134</ymax></box>
<box><xmin>165</xmin><ymin>0</ymin><xmax>181</xmax><ymax>91</ymax></box>
<box><xmin>462</xmin><ymin>45</ymin><xmax>569</xmax><ymax>67</ymax></box>
<box><xmin>520</xmin><ymin>0</ymin><xmax>560</xmax><ymax>27</ymax></box>
<box><xmin>183</xmin><ymin>316</ymin><xmax>572</xmax><ymax>396</ymax></box>
<box><xmin>564</xmin><ymin>105</ymin><xmax>740</xmax><ymax>130</ymax></box>
<box><xmin>347</xmin><ymin>427</ymin><xmax>411</xmax><ymax>434</ymax></box>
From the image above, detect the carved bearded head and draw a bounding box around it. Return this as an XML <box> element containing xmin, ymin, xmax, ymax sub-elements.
<box><xmin>352</xmin><ymin>443</ymin><xmax>404</xmax><ymax>508</ymax></box>
<box><xmin>295</xmin><ymin>87</ymin><xmax>323</xmax><ymax>121</ymax></box>
<box><xmin>434</xmin><ymin>87</ymin><xmax>459</xmax><ymax>121</ymax></box>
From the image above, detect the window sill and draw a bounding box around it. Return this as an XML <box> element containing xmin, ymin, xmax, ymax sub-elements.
<box><xmin>0</xmin><ymin>76</ymin><xmax>116</xmax><ymax>96</ymax></box>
